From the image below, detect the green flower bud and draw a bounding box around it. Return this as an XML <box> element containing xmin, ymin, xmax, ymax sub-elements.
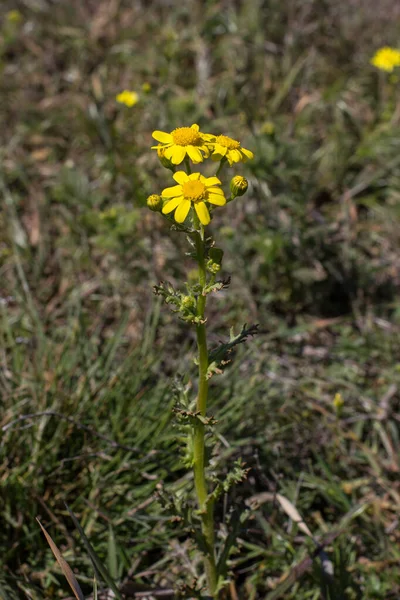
<box><xmin>181</xmin><ymin>295</ymin><xmax>196</xmax><ymax>311</ymax></box>
<box><xmin>147</xmin><ymin>194</ymin><xmax>163</xmax><ymax>212</ymax></box>
<box><xmin>230</xmin><ymin>175</ymin><xmax>248</xmax><ymax>198</ymax></box>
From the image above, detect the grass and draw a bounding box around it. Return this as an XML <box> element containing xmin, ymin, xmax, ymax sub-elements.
<box><xmin>1</xmin><ymin>0</ymin><xmax>400</xmax><ymax>598</ymax></box>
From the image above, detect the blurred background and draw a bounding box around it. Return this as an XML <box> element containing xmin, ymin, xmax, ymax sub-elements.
<box><xmin>1</xmin><ymin>1</ymin><xmax>400</xmax><ymax>598</ymax></box>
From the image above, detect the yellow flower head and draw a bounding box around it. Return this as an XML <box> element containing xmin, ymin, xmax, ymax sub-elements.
<box><xmin>161</xmin><ymin>171</ymin><xmax>226</xmax><ymax>225</ymax></box>
<box><xmin>205</xmin><ymin>134</ymin><xmax>254</xmax><ymax>166</ymax></box>
<box><xmin>116</xmin><ymin>90</ymin><xmax>139</xmax><ymax>107</ymax></box>
<box><xmin>6</xmin><ymin>10</ymin><xmax>23</xmax><ymax>24</ymax></box>
<box><xmin>370</xmin><ymin>47</ymin><xmax>400</xmax><ymax>73</ymax></box>
<box><xmin>152</xmin><ymin>124</ymin><xmax>210</xmax><ymax>165</ymax></box>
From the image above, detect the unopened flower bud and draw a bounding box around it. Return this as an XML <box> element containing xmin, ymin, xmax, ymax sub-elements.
<box><xmin>147</xmin><ymin>194</ymin><xmax>163</xmax><ymax>212</ymax></box>
<box><xmin>157</xmin><ymin>147</ymin><xmax>174</xmax><ymax>171</ymax></box>
<box><xmin>230</xmin><ymin>175</ymin><xmax>248</xmax><ymax>198</ymax></box>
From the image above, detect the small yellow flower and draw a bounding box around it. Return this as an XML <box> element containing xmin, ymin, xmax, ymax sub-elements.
<box><xmin>142</xmin><ymin>82</ymin><xmax>152</xmax><ymax>93</ymax></box>
<box><xmin>116</xmin><ymin>90</ymin><xmax>139</xmax><ymax>107</ymax></box>
<box><xmin>333</xmin><ymin>393</ymin><xmax>344</xmax><ymax>411</ymax></box>
<box><xmin>370</xmin><ymin>47</ymin><xmax>400</xmax><ymax>73</ymax></box>
<box><xmin>161</xmin><ymin>171</ymin><xmax>226</xmax><ymax>225</ymax></box>
<box><xmin>6</xmin><ymin>10</ymin><xmax>22</xmax><ymax>24</ymax></box>
<box><xmin>152</xmin><ymin>124</ymin><xmax>210</xmax><ymax>165</ymax></box>
<box><xmin>261</xmin><ymin>121</ymin><xmax>275</xmax><ymax>135</ymax></box>
<box><xmin>206</xmin><ymin>134</ymin><xmax>254</xmax><ymax>165</ymax></box>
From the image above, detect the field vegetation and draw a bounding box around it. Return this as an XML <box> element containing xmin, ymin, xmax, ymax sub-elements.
<box><xmin>1</xmin><ymin>1</ymin><xmax>400</xmax><ymax>598</ymax></box>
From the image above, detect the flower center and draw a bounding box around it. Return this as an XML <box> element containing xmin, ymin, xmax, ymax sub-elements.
<box><xmin>216</xmin><ymin>135</ymin><xmax>241</xmax><ymax>150</ymax></box>
<box><xmin>172</xmin><ymin>127</ymin><xmax>200</xmax><ymax>146</ymax></box>
<box><xmin>182</xmin><ymin>180</ymin><xmax>206</xmax><ymax>202</ymax></box>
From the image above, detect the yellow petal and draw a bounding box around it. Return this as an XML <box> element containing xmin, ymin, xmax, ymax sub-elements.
<box><xmin>213</xmin><ymin>144</ymin><xmax>227</xmax><ymax>156</ymax></box>
<box><xmin>208</xmin><ymin>193</ymin><xmax>226</xmax><ymax>206</ymax></box>
<box><xmin>204</xmin><ymin>176</ymin><xmax>221</xmax><ymax>186</ymax></box>
<box><xmin>170</xmin><ymin>146</ymin><xmax>186</xmax><ymax>164</ymax></box>
<box><xmin>241</xmin><ymin>148</ymin><xmax>254</xmax><ymax>160</ymax></box>
<box><xmin>162</xmin><ymin>197</ymin><xmax>184</xmax><ymax>214</ymax></box>
<box><xmin>191</xmin><ymin>124</ymin><xmax>200</xmax><ymax>132</ymax></box>
<box><xmin>189</xmin><ymin>173</ymin><xmax>201</xmax><ymax>180</ymax></box>
<box><xmin>173</xmin><ymin>171</ymin><xmax>189</xmax><ymax>184</ymax></box>
<box><xmin>194</xmin><ymin>202</ymin><xmax>210</xmax><ymax>225</ymax></box>
<box><xmin>207</xmin><ymin>186</ymin><xmax>224</xmax><ymax>195</ymax></box>
<box><xmin>152</xmin><ymin>131</ymin><xmax>173</xmax><ymax>143</ymax></box>
<box><xmin>151</xmin><ymin>143</ymin><xmax>172</xmax><ymax>150</ymax></box>
<box><xmin>162</xmin><ymin>185</ymin><xmax>182</xmax><ymax>198</ymax></box>
<box><xmin>174</xmin><ymin>199</ymin><xmax>191</xmax><ymax>223</ymax></box>
<box><xmin>164</xmin><ymin>146</ymin><xmax>175</xmax><ymax>160</ymax></box>
<box><xmin>186</xmin><ymin>145</ymin><xmax>203</xmax><ymax>163</ymax></box>
<box><xmin>228</xmin><ymin>149</ymin><xmax>242</xmax><ymax>162</ymax></box>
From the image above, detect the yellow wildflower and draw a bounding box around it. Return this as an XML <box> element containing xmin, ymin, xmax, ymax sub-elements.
<box><xmin>161</xmin><ymin>171</ymin><xmax>226</xmax><ymax>225</ymax></box>
<box><xmin>152</xmin><ymin>124</ymin><xmax>210</xmax><ymax>165</ymax></box>
<box><xmin>206</xmin><ymin>134</ymin><xmax>254</xmax><ymax>165</ymax></box>
<box><xmin>116</xmin><ymin>90</ymin><xmax>139</xmax><ymax>107</ymax></box>
<box><xmin>6</xmin><ymin>10</ymin><xmax>22</xmax><ymax>24</ymax></box>
<box><xmin>333</xmin><ymin>393</ymin><xmax>344</xmax><ymax>411</ymax></box>
<box><xmin>142</xmin><ymin>82</ymin><xmax>152</xmax><ymax>93</ymax></box>
<box><xmin>370</xmin><ymin>47</ymin><xmax>400</xmax><ymax>73</ymax></box>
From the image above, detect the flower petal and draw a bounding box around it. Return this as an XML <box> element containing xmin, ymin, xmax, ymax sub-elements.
<box><xmin>173</xmin><ymin>171</ymin><xmax>189</xmax><ymax>184</ymax></box>
<box><xmin>151</xmin><ymin>143</ymin><xmax>172</xmax><ymax>150</ymax></box>
<box><xmin>207</xmin><ymin>186</ymin><xmax>224</xmax><ymax>195</ymax></box>
<box><xmin>189</xmin><ymin>172</ymin><xmax>201</xmax><ymax>180</ymax></box>
<box><xmin>204</xmin><ymin>176</ymin><xmax>221</xmax><ymax>186</ymax></box>
<box><xmin>213</xmin><ymin>144</ymin><xmax>227</xmax><ymax>156</ymax></box>
<box><xmin>162</xmin><ymin>185</ymin><xmax>182</xmax><ymax>198</ymax></box>
<box><xmin>152</xmin><ymin>131</ymin><xmax>173</xmax><ymax>143</ymax></box>
<box><xmin>164</xmin><ymin>146</ymin><xmax>175</xmax><ymax>160</ymax></box>
<box><xmin>162</xmin><ymin>197</ymin><xmax>184</xmax><ymax>214</ymax></box>
<box><xmin>194</xmin><ymin>202</ymin><xmax>210</xmax><ymax>225</ymax></box>
<box><xmin>208</xmin><ymin>193</ymin><xmax>226</xmax><ymax>206</ymax></box>
<box><xmin>186</xmin><ymin>145</ymin><xmax>203</xmax><ymax>163</ymax></box>
<box><xmin>174</xmin><ymin>199</ymin><xmax>191</xmax><ymax>223</ymax></box>
<box><xmin>191</xmin><ymin>124</ymin><xmax>200</xmax><ymax>132</ymax></box>
<box><xmin>170</xmin><ymin>146</ymin><xmax>187</xmax><ymax>164</ymax></box>
<box><xmin>228</xmin><ymin>149</ymin><xmax>242</xmax><ymax>162</ymax></box>
<box><xmin>241</xmin><ymin>148</ymin><xmax>254</xmax><ymax>160</ymax></box>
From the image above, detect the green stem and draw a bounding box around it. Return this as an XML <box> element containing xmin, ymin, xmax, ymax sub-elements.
<box><xmin>193</xmin><ymin>231</ymin><xmax>218</xmax><ymax>597</ymax></box>
<box><xmin>215</xmin><ymin>157</ymin><xmax>226</xmax><ymax>177</ymax></box>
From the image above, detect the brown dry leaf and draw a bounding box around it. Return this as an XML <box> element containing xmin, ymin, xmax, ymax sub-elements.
<box><xmin>31</xmin><ymin>148</ymin><xmax>52</xmax><ymax>162</ymax></box>
<box><xmin>276</xmin><ymin>494</ymin><xmax>313</xmax><ymax>538</ymax></box>
<box><xmin>37</xmin><ymin>519</ymin><xmax>85</xmax><ymax>600</ymax></box>
<box><xmin>294</xmin><ymin>92</ymin><xmax>320</xmax><ymax>115</ymax></box>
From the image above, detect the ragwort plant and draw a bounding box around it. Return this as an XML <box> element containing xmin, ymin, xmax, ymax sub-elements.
<box><xmin>148</xmin><ymin>124</ymin><xmax>255</xmax><ymax>597</ymax></box>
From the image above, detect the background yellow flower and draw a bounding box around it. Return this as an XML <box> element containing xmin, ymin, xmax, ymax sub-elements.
<box><xmin>116</xmin><ymin>90</ymin><xmax>139</xmax><ymax>107</ymax></box>
<box><xmin>370</xmin><ymin>47</ymin><xmax>400</xmax><ymax>72</ymax></box>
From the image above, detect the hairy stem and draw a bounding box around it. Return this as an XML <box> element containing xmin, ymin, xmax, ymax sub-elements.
<box><xmin>193</xmin><ymin>231</ymin><xmax>218</xmax><ymax>596</ymax></box>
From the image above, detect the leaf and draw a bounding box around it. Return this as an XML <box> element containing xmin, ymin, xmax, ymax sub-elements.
<box><xmin>36</xmin><ymin>519</ymin><xmax>85</xmax><ymax>600</ymax></box>
<box><xmin>65</xmin><ymin>504</ymin><xmax>124</xmax><ymax>600</ymax></box>
<box><xmin>107</xmin><ymin>524</ymin><xmax>118</xmax><ymax>581</ymax></box>
<box><xmin>276</xmin><ymin>494</ymin><xmax>313</xmax><ymax>538</ymax></box>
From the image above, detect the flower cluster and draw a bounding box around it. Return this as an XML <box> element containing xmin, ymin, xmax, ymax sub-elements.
<box><xmin>370</xmin><ymin>47</ymin><xmax>400</xmax><ymax>73</ymax></box>
<box><xmin>148</xmin><ymin>124</ymin><xmax>253</xmax><ymax>226</ymax></box>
